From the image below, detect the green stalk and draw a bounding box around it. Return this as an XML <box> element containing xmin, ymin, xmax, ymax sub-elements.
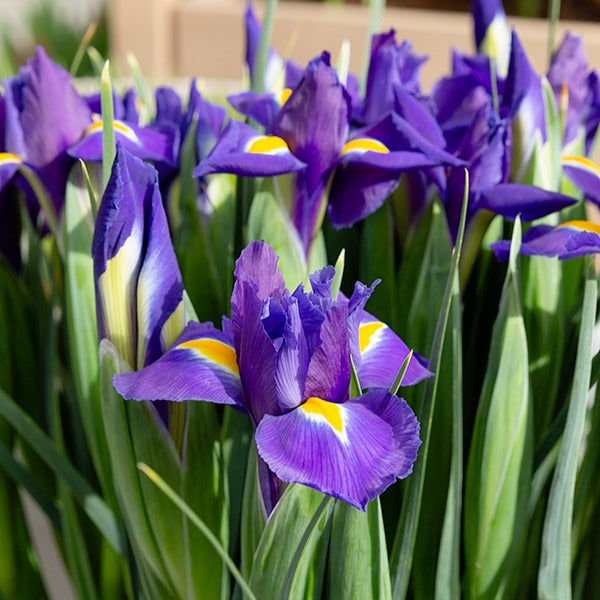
<box><xmin>252</xmin><ymin>0</ymin><xmax>278</xmax><ymax>93</ymax></box>
<box><xmin>360</xmin><ymin>0</ymin><xmax>386</xmax><ymax>96</ymax></box>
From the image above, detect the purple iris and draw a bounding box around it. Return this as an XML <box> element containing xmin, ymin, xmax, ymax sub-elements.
<box><xmin>2</xmin><ymin>46</ymin><xmax>91</xmax><ymax>212</ymax></box>
<box><xmin>547</xmin><ymin>32</ymin><xmax>600</xmax><ymax>150</ymax></box>
<box><xmin>491</xmin><ymin>220</ymin><xmax>600</xmax><ymax>261</ymax></box>
<box><xmin>359</xmin><ymin>29</ymin><xmax>426</xmax><ymax>126</ymax></box>
<box><xmin>92</xmin><ymin>144</ymin><xmax>184</xmax><ymax>373</ymax></box>
<box><xmin>114</xmin><ymin>241</ymin><xmax>428</xmax><ymax>513</ymax></box>
<box><xmin>197</xmin><ymin>53</ymin><xmax>461</xmax><ymax>251</ymax></box>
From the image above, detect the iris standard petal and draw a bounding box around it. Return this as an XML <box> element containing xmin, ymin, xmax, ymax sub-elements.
<box><xmin>114</xmin><ymin>321</ymin><xmax>245</xmax><ymax>406</ymax></box>
<box><xmin>255</xmin><ymin>389</ymin><xmax>420</xmax><ymax>510</ymax></box>
<box><xmin>361</xmin><ymin>30</ymin><xmax>426</xmax><ymax>124</ymax></box>
<box><xmin>228</xmin><ymin>90</ymin><xmax>290</xmax><ymax>130</ymax></box>
<box><xmin>304</xmin><ymin>303</ymin><xmax>351</xmax><ymax>404</ymax></box>
<box><xmin>69</xmin><ymin>119</ymin><xmax>177</xmax><ymax>166</ymax></box>
<box><xmin>193</xmin><ymin>119</ymin><xmax>305</xmax><ymax>178</ymax></box>
<box><xmin>274</xmin><ymin>297</ymin><xmax>310</xmax><ymax>411</ymax></box>
<box><xmin>476</xmin><ymin>183</ymin><xmax>577</xmax><ymax>220</ymax></box>
<box><xmin>184</xmin><ymin>80</ymin><xmax>227</xmax><ymax>161</ymax></box>
<box><xmin>548</xmin><ymin>33</ymin><xmax>590</xmax><ymax>146</ymax></box>
<box><xmin>562</xmin><ymin>155</ymin><xmax>600</xmax><ymax>205</ymax></box>
<box><xmin>272</xmin><ymin>52</ymin><xmax>351</xmax><ymax>191</ymax></box>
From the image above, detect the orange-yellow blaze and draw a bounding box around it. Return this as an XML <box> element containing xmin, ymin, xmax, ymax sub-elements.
<box><xmin>302</xmin><ymin>397</ymin><xmax>343</xmax><ymax>432</ymax></box>
<box><xmin>246</xmin><ymin>135</ymin><xmax>288</xmax><ymax>154</ymax></box>
<box><xmin>84</xmin><ymin>120</ymin><xmax>136</xmax><ymax>139</ymax></box>
<box><xmin>341</xmin><ymin>138</ymin><xmax>389</xmax><ymax>156</ymax></box>
<box><xmin>0</xmin><ymin>152</ymin><xmax>22</xmax><ymax>165</ymax></box>
<box><xmin>562</xmin><ymin>155</ymin><xmax>600</xmax><ymax>179</ymax></box>
<box><xmin>179</xmin><ymin>338</ymin><xmax>239</xmax><ymax>375</ymax></box>
<box><xmin>559</xmin><ymin>220</ymin><xmax>600</xmax><ymax>235</ymax></box>
<box><xmin>278</xmin><ymin>88</ymin><xmax>292</xmax><ymax>105</ymax></box>
<box><xmin>359</xmin><ymin>321</ymin><xmax>385</xmax><ymax>353</ymax></box>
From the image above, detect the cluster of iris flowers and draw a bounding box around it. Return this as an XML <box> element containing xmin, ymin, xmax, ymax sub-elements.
<box><xmin>2</xmin><ymin>0</ymin><xmax>600</xmax><ymax>598</ymax></box>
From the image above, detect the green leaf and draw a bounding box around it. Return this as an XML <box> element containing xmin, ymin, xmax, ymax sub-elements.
<box><xmin>434</xmin><ymin>269</ymin><xmax>463</xmax><ymax>600</ymax></box>
<box><xmin>127</xmin><ymin>401</ymin><xmax>187</xmax><ymax>598</ymax></box>
<box><xmin>127</xmin><ymin>53</ymin><xmax>154</xmax><ymax>124</ymax></box>
<box><xmin>183</xmin><ymin>401</ymin><xmax>230</xmax><ymax>599</ymax></box>
<box><xmin>247</xmin><ymin>190</ymin><xmax>306</xmax><ymax>289</ymax></box>
<box><xmin>0</xmin><ymin>440</ymin><xmax>59</xmax><ymax>527</ymax></box>
<box><xmin>64</xmin><ymin>164</ymin><xmax>114</xmax><ymax>500</ymax></box>
<box><xmin>99</xmin><ymin>341</ymin><xmax>173</xmax><ymax>589</ymax></box>
<box><xmin>251</xmin><ymin>0</ymin><xmax>278</xmax><ymax>93</ymax></box>
<box><xmin>538</xmin><ymin>275</ymin><xmax>597</xmax><ymax>600</ymax></box>
<box><xmin>464</xmin><ymin>218</ymin><xmax>532</xmax><ymax>599</ymax></box>
<box><xmin>101</xmin><ymin>61</ymin><xmax>115</xmax><ymax>193</ymax></box>
<box><xmin>327</xmin><ymin>499</ymin><xmax>392</xmax><ymax>600</ymax></box>
<box><xmin>138</xmin><ymin>463</ymin><xmax>257</xmax><ymax>600</ymax></box>
<box><xmin>359</xmin><ymin>202</ymin><xmax>396</xmax><ymax>326</ymax></box>
<box><xmin>86</xmin><ymin>46</ymin><xmax>105</xmax><ymax>76</ymax></box>
<box><xmin>249</xmin><ymin>485</ymin><xmax>333</xmax><ymax>599</ymax></box>
<box><xmin>0</xmin><ymin>385</ymin><xmax>125</xmax><ymax>557</ymax></box>
<box><xmin>171</xmin><ymin>118</ymin><xmax>235</xmax><ymax>323</ymax></box>
<box><xmin>240</xmin><ymin>445</ymin><xmax>266</xmax><ymax>579</ymax></box>
<box><xmin>390</xmin><ymin>170</ymin><xmax>468</xmax><ymax>599</ymax></box>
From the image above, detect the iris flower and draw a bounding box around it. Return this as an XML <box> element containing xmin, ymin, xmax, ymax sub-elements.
<box><xmin>196</xmin><ymin>53</ymin><xmax>462</xmax><ymax>252</ymax></box>
<box><xmin>472</xmin><ymin>0</ymin><xmax>511</xmax><ymax>78</ymax></box>
<box><xmin>547</xmin><ymin>33</ymin><xmax>600</xmax><ymax>152</ymax></box>
<box><xmin>492</xmin><ymin>156</ymin><xmax>600</xmax><ymax>260</ymax></box>
<box><xmin>93</xmin><ymin>144</ymin><xmax>185</xmax><ymax>374</ymax></box>
<box><xmin>114</xmin><ymin>241</ymin><xmax>428</xmax><ymax>513</ymax></box>
<box><xmin>2</xmin><ymin>46</ymin><xmax>91</xmax><ymax>211</ymax></box>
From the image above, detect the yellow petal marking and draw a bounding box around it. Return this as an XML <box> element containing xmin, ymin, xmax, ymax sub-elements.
<box><xmin>562</xmin><ymin>155</ymin><xmax>600</xmax><ymax>179</ymax></box>
<box><xmin>246</xmin><ymin>135</ymin><xmax>289</xmax><ymax>155</ymax></box>
<box><xmin>84</xmin><ymin>119</ymin><xmax>139</xmax><ymax>143</ymax></box>
<box><xmin>278</xmin><ymin>88</ymin><xmax>292</xmax><ymax>105</ymax></box>
<box><xmin>0</xmin><ymin>152</ymin><xmax>22</xmax><ymax>166</ymax></box>
<box><xmin>359</xmin><ymin>321</ymin><xmax>385</xmax><ymax>353</ymax></box>
<box><xmin>301</xmin><ymin>397</ymin><xmax>343</xmax><ymax>432</ymax></box>
<box><xmin>559</xmin><ymin>220</ymin><xmax>600</xmax><ymax>235</ymax></box>
<box><xmin>340</xmin><ymin>138</ymin><xmax>390</xmax><ymax>157</ymax></box>
<box><xmin>179</xmin><ymin>338</ymin><xmax>239</xmax><ymax>376</ymax></box>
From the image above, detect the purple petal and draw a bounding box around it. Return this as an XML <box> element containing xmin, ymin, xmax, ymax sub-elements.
<box><xmin>477</xmin><ymin>184</ymin><xmax>577</xmax><ymax>221</ymax></box>
<box><xmin>233</xmin><ymin>240</ymin><xmax>287</xmax><ymax>302</ymax></box>
<box><xmin>356</xmin><ymin>313</ymin><xmax>432</xmax><ymax>388</ymax></box>
<box><xmin>504</xmin><ymin>31</ymin><xmax>546</xmax><ymax>152</ymax></box>
<box><xmin>305</xmin><ymin>303</ymin><xmax>350</xmax><ymax>404</ymax></box>
<box><xmin>255</xmin><ymin>389</ymin><xmax>420</xmax><ymax>510</ymax></box>
<box><xmin>231</xmin><ymin>242</ymin><xmax>287</xmax><ymax>421</ymax></box>
<box><xmin>68</xmin><ymin>119</ymin><xmax>177</xmax><ymax>166</ymax></box>
<box><xmin>231</xmin><ymin>279</ymin><xmax>279</xmax><ymax>423</ymax></box>
<box><xmin>491</xmin><ymin>221</ymin><xmax>600</xmax><ymax>261</ymax></box>
<box><xmin>228</xmin><ymin>90</ymin><xmax>284</xmax><ymax>131</ymax></box>
<box><xmin>548</xmin><ymin>33</ymin><xmax>590</xmax><ymax>146</ymax></box>
<box><xmin>114</xmin><ymin>321</ymin><xmax>245</xmax><ymax>406</ymax></box>
<box><xmin>562</xmin><ymin>156</ymin><xmax>600</xmax><ymax>206</ymax></box>
<box><xmin>193</xmin><ymin>119</ymin><xmax>305</xmax><ymax>178</ymax></box>
<box><xmin>362</xmin><ymin>30</ymin><xmax>426</xmax><ymax>124</ymax></box>
<box><xmin>328</xmin><ymin>163</ymin><xmax>401</xmax><ymax>229</ymax></box>
<box><xmin>8</xmin><ymin>47</ymin><xmax>91</xmax><ymax>167</ymax></box>
<box><xmin>0</xmin><ymin>154</ymin><xmax>21</xmax><ymax>191</ymax></box>
<box><xmin>274</xmin><ymin>297</ymin><xmax>310</xmax><ymax>411</ymax></box>
<box><xmin>273</xmin><ymin>53</ymin><xmax>351</xmax><ymax>192</ymax></box>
